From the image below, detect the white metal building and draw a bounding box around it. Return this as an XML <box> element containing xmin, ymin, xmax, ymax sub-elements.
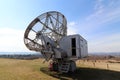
<box><xmin>59</xmin><ymin>34</ymin><xmax>88</xmax><ymax>59</ymax></box>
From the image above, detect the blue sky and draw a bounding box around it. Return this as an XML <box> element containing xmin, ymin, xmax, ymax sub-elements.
<box><xmin>0</xmin><ymin>0</ymin><xmax>120</xmax><ymax>52</ymax></box>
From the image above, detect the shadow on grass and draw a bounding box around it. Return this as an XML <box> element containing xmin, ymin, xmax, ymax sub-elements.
<box><xmin>40</xmin><ymin>67</ymin><xmax>120</xmax><ymax>80</ymax></box>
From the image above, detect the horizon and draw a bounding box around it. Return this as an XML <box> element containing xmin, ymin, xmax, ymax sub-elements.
<box><xmin>0</xmin><ymin>52</ymin><xmax>120</xmax><ymax>57</ymax></box>
<box><xmin>1</xmin><ymin>51</ymin><xmax>120</xmax><ymax>53</ymax></box>
<box><xmin>0</xmin><ymin>0</ymin><xmax>120</xmax><ymax>53</ymax></box>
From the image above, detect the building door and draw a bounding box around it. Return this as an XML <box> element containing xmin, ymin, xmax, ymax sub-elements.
<box><xmin>71</xmin><ymin>38</ymin><xmax>76</xmax><ymax>56</ymax></box>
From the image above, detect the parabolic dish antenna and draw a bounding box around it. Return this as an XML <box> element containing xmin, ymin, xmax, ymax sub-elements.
<box><xmin>24</xmin><ymin>11</ymin><xmax>67</xmax><ymax>51</ymax></box>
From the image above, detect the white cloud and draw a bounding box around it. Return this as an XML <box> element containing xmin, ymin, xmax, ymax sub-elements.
<box><xmin>85</xmin><ymin>0</ymin><xmax>120</xmax><ymax>52</ymax></box>
<box><xmin>67</xmin><ymin>22</ymin><xmax>119</xmax><ymax>52</ymax></box>
<box><xmin>0</xmin><ymin>28</ymin><xmax>30</xmax><ymax>52</ymax></box>
<box><xmin>94</xmin><ymin>0</ymin><xmax>104</xmax><ymax>14</ymax></box>
<box><xmin>88</xmin><ymin>33</ymin><xmax>120</xmax><ymax>52</ymax></box>
<box><xmin>67</xmin><ymin>22</ymin><xmax>78</xmax><ymax>35</ymax></box>
<box><xmin>81</xmin><ymin>0</ymin><xmax>120</xmax><ymax>33</ymax></box>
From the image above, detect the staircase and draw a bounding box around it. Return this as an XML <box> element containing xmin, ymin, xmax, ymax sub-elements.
<box><xmin>60</xmin><ymin>62</ymin><xmax>70</xmax><ymax>73</ymax></box>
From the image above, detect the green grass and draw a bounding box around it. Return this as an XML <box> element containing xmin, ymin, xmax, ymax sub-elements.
<box><xmin>0</xmin><ymin>58</ymin><xmax>120</xmax><ymax>80</ymax></box>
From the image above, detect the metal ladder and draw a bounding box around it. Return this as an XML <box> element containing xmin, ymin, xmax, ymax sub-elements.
<box><xmin>60</xmin><ymin>62</ymin><xmax>70</xmax><ymax>73</ymax></box>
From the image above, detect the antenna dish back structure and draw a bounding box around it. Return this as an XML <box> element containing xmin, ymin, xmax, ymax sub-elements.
<box><xmin>24</xmin><ymin>11</ymin><xmax>67</xmax><ymax>51</ymax></box>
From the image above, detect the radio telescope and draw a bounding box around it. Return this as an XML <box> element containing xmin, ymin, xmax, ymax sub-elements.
<box><xmin>24</xmin><ymin>11</ymin><xmax>88</xmax><ymax>73</ymax></box>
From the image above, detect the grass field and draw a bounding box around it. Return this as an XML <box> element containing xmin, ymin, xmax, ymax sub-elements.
<box><xmin>0</xmin><ymin>58</ymin><xmax>120</xmax><ymax>80</ymax></box>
